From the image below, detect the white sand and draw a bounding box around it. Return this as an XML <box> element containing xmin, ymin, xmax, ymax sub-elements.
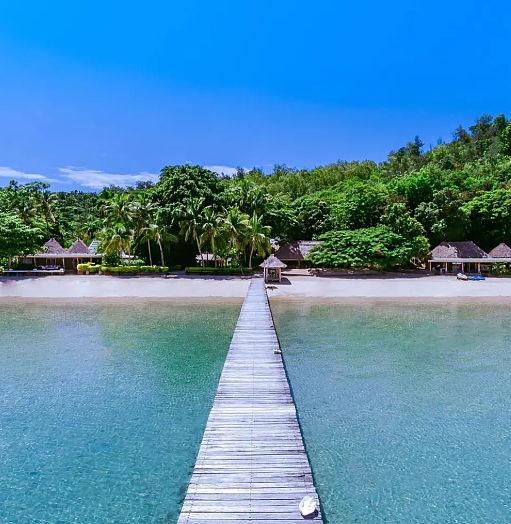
<box><xmin>0</xmin><ymin>275</ymin><xmax>251</xmax><ymax>298</ymax></box>
<box><xmin>268</xmin><ymin>275</ymin><xmax>511</xmax><ymax>298</ymax></box>
<box><xmin>2</xmin><ymin>273</ymin><xmax>511</xmax><ymax>299</ymax></box>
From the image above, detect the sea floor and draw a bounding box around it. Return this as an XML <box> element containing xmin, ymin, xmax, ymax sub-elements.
<box><xmin>0</xmin><ymin>301</ymin><xmax>240</xmax><ymax>524</ymax></box>
<box><xmin>271</xmin><ymin>299</ymin><xmax>511</xmax><ymax>524</ymax></box>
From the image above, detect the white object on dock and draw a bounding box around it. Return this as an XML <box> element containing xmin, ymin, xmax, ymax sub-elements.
<box><xmin>299</xmin><ymin>495</ymin><xmax>318</xmax><ymax>518</ymax></box>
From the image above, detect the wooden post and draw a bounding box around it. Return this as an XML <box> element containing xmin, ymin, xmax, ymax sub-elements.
<box><xmin>462</xmin><ymin>262</ymin><xmax>464</xmax><ymax>273</ymax></box>
<box><xmin>478</xmin><ymin>262</ymin><xmax>481</xmax><ymax>273</ymax></box>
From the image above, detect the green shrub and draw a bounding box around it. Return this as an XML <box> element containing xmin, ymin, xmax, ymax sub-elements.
<box><xmin>77</xmin><ymin>263</ymin><xmax>101</xmax><ymax>274</ymax></box>
<box><xmin>138</xmin><ymin>266</ymin><xmax>168</xmax><ymax>273</ymax></box>
<box><xmin>103</xmin><ymin>253</ymin><xmax>121</xmax><ymax>266</ymax></box>
<box><xmin>101</xmin><ymin>266</ymin><xmax>139</xmax><ymax>273</ymax></box>
<box><xmin>185</xmin><ymin>267</ymin><xmax>252</xmax><ymax>274</ymax></box>
<box><xmin>491</xmin><ymin>263</ymin><xmax>511</xmax><ymax>276</ymax></box>
<box><xmin>130</xmin><ymin>259</ymin><xmax>147</xmax><ymax>267</ymax></box>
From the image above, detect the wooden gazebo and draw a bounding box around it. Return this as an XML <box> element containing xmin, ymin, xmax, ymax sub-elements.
<box><xmin>259</xmin><ymin>254</ymin><xmax>287</xmax><ymax>283</ymax></box>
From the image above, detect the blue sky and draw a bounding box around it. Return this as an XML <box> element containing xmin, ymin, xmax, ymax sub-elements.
<box><xmin>0</xmin><ymin>1</ymin><xmax>509</xmax><ymax>191</ymax></box>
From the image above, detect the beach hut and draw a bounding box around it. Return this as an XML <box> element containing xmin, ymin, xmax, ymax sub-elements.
<box><xmin>260</xmin><ymin>254</ymin><xmax>287</xmax><ymax>283</ymax></box>
<box><xmin>25</xmin><ymin>238</ymin><xmax>102</xmax><ymax>270</ymax></box>
<box><xmin>429</xmin><ymin>241</ymin><xmax>488</xmax><ymax>273</ymax></box>
<box><xmin>489</xmin><ymin>243</ymin><xmax>511</xmax><ymax>258</ymax></box>
<box><xmin>427</xmin><ymin>241</ymin><xmax>511</xmax><ymax>274</ymax></box>
<box><xmin>274</xmin><ymin>240</ymin><xmax>323</xmax><ymax>268</ymax></box>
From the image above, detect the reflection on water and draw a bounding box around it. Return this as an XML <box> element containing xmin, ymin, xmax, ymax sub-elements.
<box><xmin>271</xmin><ymin>299</ymin><xmax>511</xmax><ymax>524</ymax></box>
<box><xmin>0</xmin><ymin>301</ymin><xmax>240</xmax><ymax>524</ymax></box>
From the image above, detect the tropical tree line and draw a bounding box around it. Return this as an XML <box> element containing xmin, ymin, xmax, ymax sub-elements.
<box><xmin>2</xmin><ymin>113</ymin><xmax>511</xmax><ymax>271</ymax></box>
<box><xmin>97</xmin><ymin>191</ymin><xmax>271</xmax><ymax>269</ymax></box>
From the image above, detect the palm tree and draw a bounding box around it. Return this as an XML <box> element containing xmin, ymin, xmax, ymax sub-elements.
<box><xmin>245</xmin><ymin>212</ymin><xmax>271</xmax><ymax>269</ymax></box>
<box><xmin>99</xmin><ymin>224</ymin><xmax>132</xmax><ymax>263</ymax></box>
<box><xmin>231</xmin><ymin>179</ymin><xmax>267</xmax><ymax>215</ymax></box>
<box><xmin>82</xmin><ymin>217</ymin><xmax>103</xmax><ymax>242</ymax></box>
<box><xmin>179</xmin><ymin>197</ymin><xmax>205</xmax><ymax>263</ymax></box>
<box><xmin>224</xmin><ymin>207</ymin><xmax>249</xmax><ymax>251</ymax></box>
<box><xmin>132</xmin><ymin>194</ymin><xmax>158</xmax><ymax>265</ymax></box>
<box><xmin>200</xmin><ymin>207</ymin><xmax>223</xmax><ymax>267</ymax></box>
<box><xmin>100</xmin><ymin>192</ymin><xmax>134</xmax><ymax>227</ymax></box>
<box><xmin>35</xmin><ymin>191</ymin><xmax>58</xmax><ymax>239</ymax></box>
<box><xmin>11</xmin><ymin>191</ymin><xmax>38</xmax><ymax>225</ymax></box>
<box><xmin>139</xmin><ymin>224</ymin><xmax>156</xmax><ymax>266</ymax></box>
<box><xmin>151</xmin><ymin>224</ymin><xmax>177</xmax><ymax>267</ymax></box>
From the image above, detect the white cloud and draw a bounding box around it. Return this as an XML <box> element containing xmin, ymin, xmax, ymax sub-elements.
<box><xmin>0</xmin><ymin>167</ymin><xmax>59</xmax><ymax>183</ymax></box>
<box><xmin>59</xmin><ymin>167</ymin><xmax>160</xmax><ymax>189</ymax></box>
<box><xmin>204</xmin><ymin>165</ymin><xmax>248</xmax><ymax>177</ymax></box>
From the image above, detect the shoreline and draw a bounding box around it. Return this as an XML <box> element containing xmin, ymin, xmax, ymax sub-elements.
<box><xmin>1</xmin><ymin>274</ymin><xmax>511</xmax><ymax>299</ymax></box>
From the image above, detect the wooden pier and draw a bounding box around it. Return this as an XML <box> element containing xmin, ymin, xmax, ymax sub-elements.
<box><xmin>177</xmin><ymin>279</ymin><xmax>323</xmax><ymax>523</ymax></box>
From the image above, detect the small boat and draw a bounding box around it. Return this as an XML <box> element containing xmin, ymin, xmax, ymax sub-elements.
<box><xmin>468</xmin><ymin>275</ymin><xmax>485</xmax><ymax>281</ymax></box>
<box><xmin>457</xmin><ymin>272</ymin><xmax>468</xmax><ymax>280</ymax></box>
<box><xmin>299</xmin><ymin>496</ymin><xmax>318</xmax><ymax>518</ymax></box>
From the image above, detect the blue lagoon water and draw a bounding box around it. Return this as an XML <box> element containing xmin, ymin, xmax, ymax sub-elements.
<box><xmin>271</xmin><ymin>299</ymin><xmax>511</xmax><ymax>524</ymax></box>
<box><xmin>0</xmin><ymin>300</ymin><xmax>240</xmax><ymax>524</ymax></box>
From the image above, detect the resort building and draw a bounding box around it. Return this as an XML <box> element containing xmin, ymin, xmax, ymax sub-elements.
<box><xmin>429</xmin><ymin>241</ymin><xmax>511</xmax><ymax>273</ymax></box>
<box><xmin>260</xmin><ymin>254</ymin><xmax>287</xmax><ymax>282</ymax></box>
<box><xmin>25</xmin><ymin>238</ymin><xmax>102</xmax><ymax>271</ymax></box>
<box><xmin>274</xmin><ymin>240</ymin><xmax>323</xmax><ymax>268</ymax></box>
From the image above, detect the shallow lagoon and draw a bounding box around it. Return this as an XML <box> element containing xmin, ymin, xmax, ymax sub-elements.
<box><xmin>271</xmin><ymin>299</ymin><xmax>511</xmax><ymax>524</ymax></box>
<box><xmin>0</xmin><ymin>300</ymin><xmax>240</xmax><ymax>524</ymax></box>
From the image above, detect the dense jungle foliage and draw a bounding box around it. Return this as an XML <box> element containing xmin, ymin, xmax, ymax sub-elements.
<box><xmin>1</xmin><ymin>113</ymin><xmax>511</xmax><ymax>270</ymax></box>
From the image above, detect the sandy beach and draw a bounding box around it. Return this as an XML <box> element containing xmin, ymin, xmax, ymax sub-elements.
<box><xmin>2</xmin><ymin>273</ymin><xmax>511</xmax><ymax>298</ymax></box>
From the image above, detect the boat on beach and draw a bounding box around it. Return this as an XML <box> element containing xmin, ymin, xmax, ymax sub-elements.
<box><xmin>457</xmin><ymin>272</ymin><xmax>485</xmax><ymax>281</ymax></box>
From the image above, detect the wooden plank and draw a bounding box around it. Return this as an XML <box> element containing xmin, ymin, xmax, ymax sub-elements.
<box><xmin>177</xmin><ymin>279</ymin><xmax>323</xmax><ymax>523</ymax></box>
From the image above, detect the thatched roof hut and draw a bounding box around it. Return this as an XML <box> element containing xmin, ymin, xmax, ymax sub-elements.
<box><xmin>430</xmin><ymin>241</ymin><xmax>488</xmax><ymax>259</ymax></box>
<box><xmin>489</xmin><ymin>243</ymin><xmax>511</xmax><ymax>258</ymax></box>
<box><xmin>28</xmin><ymin>238</ymin><xmax>101</xmax><ymax>270</ymax></box>
<box><xmin>274</xmin><ymin>240</ymin><xmax>323</xmax><ymax>264</ymax></box>
<box><xmin>260</xmin><ymin>255</ymin><xmax>286</xmax><ymax>282</ymax></box>
<box><xmin>41</xmin><ymin>238</ymin><xmax>66</xmax><ymax>254</ymax></box>
<box><xmin>259</xmin><ymin>254</ymin><xmax>287</xmax><ymax>268</ymax></box>
<box><xmin>67</xmin><ymin>239</ymin><xmax>91</xmax><ymax>254</ymax></box>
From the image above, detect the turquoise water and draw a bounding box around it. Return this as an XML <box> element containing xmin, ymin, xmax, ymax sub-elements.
<box><xmin>271</xmin><ymin>299</ymin><xmax>511</xmax><ymax>524</ymax></box>
<box><xmin>0</xmin><ymin>300</ymin><xmax>240</xmax><ymax>524</ymax></box>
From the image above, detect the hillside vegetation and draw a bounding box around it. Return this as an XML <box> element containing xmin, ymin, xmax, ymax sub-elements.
<box><xmin>1</xmin><ymin>113</ymin><xmax>511</xmax><ymax>270</ymax></box>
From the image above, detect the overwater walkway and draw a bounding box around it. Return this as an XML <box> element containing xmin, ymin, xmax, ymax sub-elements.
<box><xmin>177</xmin><ymin>279</ymin><xmax>323</xmax><ymax>523</ymax></box>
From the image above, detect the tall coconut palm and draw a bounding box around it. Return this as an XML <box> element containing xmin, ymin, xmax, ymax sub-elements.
<box><xmin>11</xmin><ymin>191</ymin><xmax>38</xmax><ymax>225</ymax></box>
<box><xmin>99</xmin><ymin>224</ymin><xmax>132</xmax><ymax>263</ymax></box>
<box><xmin>200</xmin><ymin>207</ymin><xmax>223</xmax><ymax>267</ymax></box>
<box><xmin>224</xmin><ymin>207</ymin><xmax>249</xmax><ymax>250</ymax></box>
<box><xmin>179</xmin><ymin>197</ymin><xmax>205</xmax><ymax>263</ymax></box>
<box><xmin>132</xmin><ymin>194</ymin><xmax>158</xmax><ymax>265</ymax></box>
<box><xmin>245</xmin><ymin>212</ymin><xmax>271</xmax><ymax>269</ymax></box>
<box><xmin>35</xmin><ymin>191</ymin><xmax>58</xmax><ymax>239</ymax></box>
<box><xmin>231</xmin><ymin>179</ymin><xmax>267</xmax><ymax>215</ymax></box>
<box><xmin>100</xmin><ymin>192</ymin><xmax>134</xmax><ymax>227</ymax></box>
<box><xmin>150</xmin><ymin>224</ymin><xmax>177</xmax><ymax>267</ymax></box>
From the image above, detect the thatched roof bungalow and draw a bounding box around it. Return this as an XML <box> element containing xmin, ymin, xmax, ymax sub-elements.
<box><xmin>489</xmin><ymin>243</ymin><xmax>511</xmax><ymax>258</ymax></box>
<box><xmin>274</xmin><ymin>240</ymin><xmax>323</xmax><ymax>267</ymax></box>
<box><xmin>67</xmin><ymin>239</ymin><xmax>90</xmax><ymax>254</ymax></box>
<box><xmin>26</xmin><ymin>238</ymin><xmax>102</xmax><ymax>270</ymax></box>
<box><xmin>260</xmin><ymin>254</ymin><xmax>287</xmax><ymax>282</ymax></box>
<box><xmin>430</xmin><ymin>241</ymin><xmax>488</xmax><ymax>259</ymax></box>
<box><xmin>429</xmin><ymin>241</ymin><xmax>511</xmax><ymax>274</ymax></box>
<box><xmin>43</xmin><ymin>238</ymin><xmax>66</xmax><ymax>254</ymax></box>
